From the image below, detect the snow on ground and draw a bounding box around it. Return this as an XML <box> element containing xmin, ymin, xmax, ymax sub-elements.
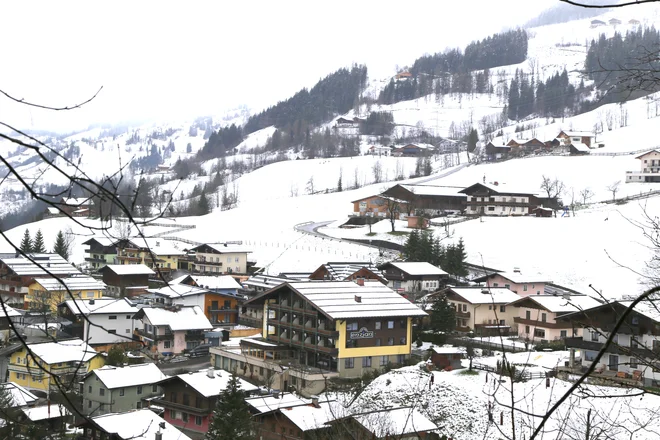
<box><xmin>354</xmin><ymin>363</ymin><xmax>660</xmax><ymax>440</ymax></box>
<box><xmin>235</xmin><ymin>126</ymin><xmax>277</xmax><ymax>153</ymax></box>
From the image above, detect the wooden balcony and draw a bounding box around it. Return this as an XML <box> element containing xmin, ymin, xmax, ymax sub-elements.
<box><xmin>564</xmin><ymin>337</ymin><xmax>658</xmax><ymax>357</ymax></box>
<box><xmin>150</xmin><ymin>398</ymin><xmax>209</xmax><ymax>416</ymax></box>
<box><xmin>455</xmin><ymin>310</ymin><xmax>471</xmax><ymax>318</ymax></box>
<box><xmin>267</xmin><ymin>319</ymin><xmax>339</xmax><ymax>337</ymax></box>
<box><xmin>514</xmin><ymin>317</ymin><xmax>571</xmax><ymax>329</ymax></box>
<box><xmin>238</xmin><ymin>315</ymin><xmax>262</xmax><ymax>328</ymax></box>
<box><xmin>266</xmin><ymin>334</ymin><xmax>338</xmax><ymax>355</ymax></box>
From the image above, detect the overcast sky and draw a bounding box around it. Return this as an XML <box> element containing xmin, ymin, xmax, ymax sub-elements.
<box><xmin>0</xmin><ymin>0</ymin><xmax>554</xmax><ymax>133</ymax></box>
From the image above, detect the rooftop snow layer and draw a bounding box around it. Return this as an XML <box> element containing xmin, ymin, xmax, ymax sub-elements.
<box><xmin>28</xmin><ymin>338</ymin><xmax>99</xmax><ymax>364</ymax></box>
<box><xmin>22</xmin><ymin>404</ymin><xmax>69</xmax><ymax>421</ymax></box>
<box><xmin>91</xmin><ymin>363</ymin><xmax>168</xmax><ymax>389</ymax></box>
<box><xmin>511</xmin><ymin>295</ymin><xmax>602</xmax><ymax>313</ymax></box>
<box><xmin>34</xmin><ymin>275</ymin><xmax>106</xmax><ymax>291</ymax></box>
<box><xmin>138</xmin><ymin>305</ymin><xmax>213</xmax><ymax>331</ymax></box>
<box><xmin>102</xmin><ymin>264</ymin><xmax>155</xmax><ymax>276</ymax></box>
<box><xmin>0</xmin><ymin>382</ymin><xmax>38</xmax><ymax>407</ymax></box>
<box><xmin>351</xmin><ymin>407</ymin><xmax>438</xmax><ymax>437</ymax></box>
<box><xmin>61</xmin><ymin>297</ymin><xmax>138</xmax><ymax>315</ymax></box>
<box><xmin>167</xmin><ymin>369</ymin><xmax>258</xmax><ymax>398</ymax></box>
<box><xmin>90</xmin><ymin>409</ymin><xmax>192</xmax><ymax>440</ymax></box>
<box><xmin>449</xmin><ymin>287</ymin><xmax>520</xmax><ymax>304</ymax></box>
<box><xmin>387</xmin><ymin>262</ymin><xmax>448</xmax><ymax>276</ymax></box>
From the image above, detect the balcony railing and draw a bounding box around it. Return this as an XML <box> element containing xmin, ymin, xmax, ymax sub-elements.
<box><xmin>464</xmin><ymin>200</ymin><xmax>531</xmax><ymax>207</ymax></box>
<box><xmin>564</xmin><ymin>337</ymin><xmax>658</xmax><ymax>357</ymax></box>
<box><xmin>455</xmin><ymin>310</ymin><xmax>471</xmax><ymax>318</ymax></box>
<box><xmin>185</xmin><ymin>333</ymin><xmax>205</xmax><ymax>342</ymax></box>
<box><xmin>150</xmin><ymin>398</ymin><xmax>209</xmax><ymax>416</ymax></box>
<box><xmin>267</xmin><ymin>319</ymin><xmax>339</xmax><ymax>337</ymax></box>
<box><xmin>207</xmin><ymin>306</ymin><xmax>238</xmax><ymax>313</ymax></box>
<box><xmin>266</xmin><ymin>334</ymin><xmax>338</xmax><ymax>355</ymax></box>
<box><xmin>514</xmin><ymin>317</ymin><xmax>571</xmax><ymax>329</ymax></box>
<box><xmin>134</xmin><ymin>328</ymin><xmax>174</xmax><ymax>341</ymax></box>
<box><xmin>238</xmin><ymin>315</ymin><xmax>262</xmax><ymax>328</ymax></box>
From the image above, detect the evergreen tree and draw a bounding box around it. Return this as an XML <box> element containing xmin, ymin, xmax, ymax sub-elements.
<box><xmin>337</xmin><ymin>173</ymin><xmax>343</xmax><ymax>192</ymax></box>
<box><xmin>32</xmin><ymin>229</ymin><xmax>46</xmax><ymax>253</ymax></box>
<box><xmin>53</xmin><ymin>231</ymin><xmax>69</xmax><ymax>260</ymax></box>
<box><xmin>198</xmin><ymin>189</ymin><xmax>211</xmax><ymax>216</ymax></box>
<box><xmin>20</xmin><ymin>229</ymin><xmax>32</xmax><ymax>253</ymax></box>
<box><xmin>430</xmin><ymin>294</ymin><xmax>456</xmax><ymax>334</ymax></box>
<box><xmin>403</xmin><ymin>229</ymin><xmax>420</xmax><ymax>261</ymax></box>
<box><xmin>423</xmin><ymin>157</ymin><xmax>433</xmax><ymax>176</ymax></box>
<box><xmin>467</xmin><ymin>128</ymin><xmax>479</xmax><ymax>153</ymax></box>
<box><xmin>507</xmin><ymin>77</ymin><xmax>520</xmax><ymax>120</ymax></box>
<box><xmin>205</xmin><ymin>373</ymin><xmax>253</xmax><ymax>440</ymax></box>
<box><xmin>106</xmin><ymin>345</ymin><xmax>127</xmax><ymax>366</ymax></box>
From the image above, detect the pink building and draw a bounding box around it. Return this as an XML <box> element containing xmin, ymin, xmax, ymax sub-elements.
<box><xmin>510</xmin><ymin>294</ymin><xmax>602</xmax><ymax>342</ymax></box>
<box><xmin>133</xmin><ymin>305</ymin><xmax>213</xmax><ymax>355</ymax></box>
<box><xmin>474</xmin><ymin>269</ymin><xmax>551</xmax><ymax>296</ymax></box>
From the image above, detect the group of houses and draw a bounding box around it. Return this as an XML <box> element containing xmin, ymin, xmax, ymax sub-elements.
<box><xmin>484</xmin><ymin>130</ymin><xmax>601</xmax><ymax>161</ymax></box>
<box><xmin>351</xmin><ymin>181</ymin><xmax>562</xmax><ymax>221</ymax></box>
<box><xmin>590</xmin><ymin>17</ymin><xmax>640</xmax><ymax>28</ymax></box>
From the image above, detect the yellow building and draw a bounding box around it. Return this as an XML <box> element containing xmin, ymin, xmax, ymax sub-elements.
<box><xmin>212</xmin><ymin>280</ymin><xmax>427</xmax><ymax>396</ymax></box>
<box><xmin>26</xmin><ymin>276</ymin><xmax>106</xmax><ymax>313</ymax></box>
<box><xmin>8</xmin><ymin>338</ymin><xmax>104</xmax><ymax>392</ymax></box>
<box><xmin>116</xmin><ymin>238</ymin><xmax>185</xmax><ymax>276</ymax></box>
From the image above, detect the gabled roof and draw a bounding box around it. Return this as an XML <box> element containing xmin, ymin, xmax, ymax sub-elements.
<box><xmin>61</xmin><ymin>197</ymin><xmax>94</xmax><ymax>206</ymax></box>
<box><xmin>557</xmin><ymin>299</ymin><xmax>660</xmax><ymax>326</ymax></box>
<box><xmin>82</xmin><ymin>236</ymin><xmax>119</xmax><ymax>247</ymax></box>
<box><xmin>27</xmin><ymin>338</ymin><xmax>99</xmax><ymax>365</ymax></box>
<box><xmin>147</xmin><ymin>283</ymin><xmax>209</xmax><ymax>298</ymax></box>
<box><xmin>281</xmin><ymin>399</ymin><xmax>343</xmax><ymax>432</ymax></box>
<box><xmin>90</xmin><ymin>409</ymin><xmax>192</xmax><ymax>440</ymax></box>
<box><xmin>22</xmin><ymin>404</ymin><xmax>69</xmax><ymax>421</ymax></box>
<box><xmin>245</xmin><ymin>393</ymin><xmax>310</xmax><ymax>414</ymax></box>
<box><xmin>446</xmin><ymin>287</ymin><xmax>520</xmax><ymax>305</ymax></box>
<box><xmin>245</xmin><ymin>281</ymin><xmax>427</xmax><ymax>320</ymax></box>
<box><xmin>509</xmin><ymin>295</ymin><xmax>602</xmax><ymax>313</ymax></box>
<box><xmin>381</xmin><ymin>261</ymin><xmax>447</xmax><ymax>277</ymax></box>
<box><xmin>100</xmin><ymin>264</ymin><xmax>155</xmax><ymax>276</ymax></box>
<box><xmin>158</xmin><ymin>369</ymin><xmax>257</xmax><ymax>398</ymax></box>
<box><xmin>0</xmin><ymin>253</ymin><xmax>80</xmax><ymax>277</ymax></box>
<box><xmin>635</xmin><ymin>150</ymin><xmax>660</xmax><ymax>159</ymax></box>
<box><xmin>89</xmin><ymin>363</ymin><xmax>168</xmax><ymax>389</ymax></box>
<box><xmin>348</xmin><ymin>407</ymin><xmax>437</xmax><ymax>437</ymax></box>
<box><xmin>0</xmin><ymin>382</ymin><xmax>38</xmax><ymax>407</ymax></box>
<box><xmin>243</xmin><ymin>274</ymin><xmax>293</xmax><ymax>290</ymax></box>
<box><xmin>569</xmin><ymin>142</ymin><xmax>591</xmax><ymax>152</ymax></box>
<box><xmin>191</xmin><ymin>243</ymin><xmax>252</xmax><ymax>254</ymax></box>
<box><xmin>398</xmin><ymin>184</ymin><xmax>466</xmax><ymax>197</ymax></box>
<box><xmin>0</xmin><ymin>304</ymin><xmax>21</xmax><ymax>319</ymax></box>
<box><xmin>134</xmin><ymin>305</ymin><xmax>213</xmax><ymax>331</ymax></box>
<box><xmin>34</xmin><ymin>275</ymin><xmax>106</xmax><ymax>292</ymax></box>
<box><xmin>459</xmin><ymin>182</ymin><xmax>538</xmax><ymax>196</ymax></box>
<box><xmin>309</xmin><ymin>262</ymin><xmax>386</xmax><ymax>282</ymax></box>
<box><xmin>473</xmin><ymin>270</ymin><xmax>552</xmax><ymax>284</ymax></box>
<box><xmin>559</xmin><ymin>130</ymin><xmax>595</xmax><ymax>137</ymax></box>
<box><xmin>60</xmin><ymin>298</ymin><xmax>138</xmax><ymax>315</ymax></box>
<box><xmin>187</xmin><ymin>274</ymin><xmax>242</xmax><ymax>290</ymax></box>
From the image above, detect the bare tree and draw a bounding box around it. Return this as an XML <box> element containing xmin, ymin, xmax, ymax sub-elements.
<box><xmin>306</xmin><ymin>176</ymin><xmax>315</xmax><ymax>194</ymax></box>
<box><xmin>580</xmin><ymin>187</ymin><xmax>595</xmax><ymax>206</ymax></box>
<box><xmin>540</xmin><ymin>175</ymin><xmax>565</xmax><ymax>214</ymax></box>
<box><xmin>372</xmin><ymin>160</ymin><xmax>383</xmax><ymax>184</ymax></box>
<box><xmin>607</xmin><ymin>180</ymin><xmax>621</xmax><ymax>201</ymax></box>
<box><xmin>384</xmin><ymin>197</ymin><xmax>400</xmax><ymax>232</ymax></box>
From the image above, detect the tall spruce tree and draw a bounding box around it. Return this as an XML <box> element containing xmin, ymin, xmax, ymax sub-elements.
<box><xmin>205</xmin><ymin>373</ymin><xmax>253</xmax><ymax>440</ymax></box>
<box><xmin>20</xmin><ymin>229</ymin><xmax>32</xmax><ymax>253</ymax></box>
<box><xmin>32</xmin><ymin>229</ymin><xmax>46</xmax><ymax>253</ymax></box>
<box><xmin>430</xmin><ymin>294</ymin><xmax>456</xmax><ymax>334</ymax></box>
<box><xmin>198</xmin><ymin>189</ymin><xmax>211</xmax><ymax>216</ymax></box>
<box><xmin>53</xmin><ymin>231</ymin><xmax>69</xmax><ymax>260</ymax></box>
<box><xmin>467</xmin><ymin>128</ymin><xmax>479</xmax><ymax>153</ymax></box>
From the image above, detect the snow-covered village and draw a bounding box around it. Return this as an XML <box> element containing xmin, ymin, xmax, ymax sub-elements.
<box><xmin>3</xmin><ymin>1</ymin><xmax>660</xmax><ymax>439</ymax></box>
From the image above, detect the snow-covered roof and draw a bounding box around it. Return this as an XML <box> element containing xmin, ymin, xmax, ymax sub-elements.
<box><xmin>47</xmin><ymin>207</ymin><xmax>60</xmax><ymax>215</ymax></box>
<box><xmin>60</xmin><ymin>297</ymin><xmax>138</xmax><ymax>315</ymax></box>
<box><xmin>195</xmin><ymin>243</ymin><xmax>252</xmax><ymax>254</ymax></box>
<box><xmin>28</xmin><ymin>338</ymin><xmax>100</xmax><ymax>364</ymax></box>
<box><xmin>560</xmin><ymin>131</ymin><xmax>595</xmax><ymax>137</ymax></box>
<box><xmin>313</xmin><ymin>262</ymin><xmax>385</xmax><ymax>281</ymax></box>
<box><xmin>621</xmin><ymin>300</ymin><xmax>660</xmax><ymax>323</ymax></box>
<box><xmin>129</xmin><ymin>237</ymin><xmax>186</xmax><ymax>256</ymax></box>
<box><xmin>281</xmin><ymin>399</ymin><xmax>343</xmax><ymax>432</ymax></box>
<box><xmin>137</xmin><ymin>305</ymin><xmax>213</xmax><ymax>331</ymax></box>
<box><xmin>0</xmin><ymin>382</ymin><xmax>38</xmax><ymax>407</ymax></box>
<box><xmin>350</xmin><ymin>407</ymin><xmax>437</xmax><ymax>437</ymax></box>
<box><xmin>164</xmin><ymin>369</ymin><xmax>258</xmax><ymax>398</ymax></box>
<box><xmin>34</xmin><ymin>275</ymin><xmax>106</xmax><ymax>292</ymax></box>
<box><xmin>635</xmin><ymin>150</ymin><xmax>660</xmax><ymax>159</ymax></box>
<box><xmin>148</xmin><ymin>283</ymin><xmax>208</xmax><ymax>298</ymax></box>
<box><xmin>22</xmin><ymin>404</ymin><xmax>69</xmax><ymax>421</ymax></box>
<box><xmin>400</xmin><ymin>184</ymin><xmax>466</xmax><ymax>197</ymax></box>
<box><xmin>386</xmin><ymin>262</ymin><xmax>447</xmax><ymax>276</ymax></box>
<box><xmin>190</xmin><ymin>275</ymin><xmax>242</xmax><ymax>290</ymax></box>
<box><xmin>460</xmin><ymin>182</ymin><xmax>538</xmax><ymax>196</ymax></box>
<box><xmin>481</xmin><ymin>270</ymin><xmax>552</xmax><ymax>284</ymax></box>
<box><xmin>90</xmin><ymin>409</ymin><xmax>192</xmax><ymax>440</ymax></box>
<box><xmin>91</xmin><ymin>363</ymin><xmax>168</xmax><ymax>389</ymax></box>
<box><xmin>61</xmin><ymin>197</ymin><xmax>93</xmax><ymax>206</ymax></box>
<box><xmin>510</xmin><ymin>295</ymin><xmax>602</xmax><ymax>313</ymax></box>
<box><xmin>102</xmin><ymin>264</ymin><xmax>155</xmax><ymax>276</ymax></box>
<box><xmin>0</xmin><ymin>253</ymin><xmax>80</xmax><ymax>276</ymax></box>
<box><xmin>0</xmin><ymin>304</ymin><xmax>21</xmax><ymax>319</ymax></box>
<box><xmin>570</xmin><ymin>142</ymin><xmax>591</xmax><ymax>152</ymax></box>
<box><xmin>430</xmin><ymin>345</ymin><xmax>466</xmax><ymax>355</ymax></box>
<box><xmin>254</xmin><ymin>281</ymin><xmax>427</xmax><ymax>319</ymax></box>
<box><xmin>243</xmin><ymin>274</ymin><xmax>292</xmax><ymax>290</ymax></box>
<box><xmin>245</xmin><ymin>392</ymin><xmax>310</xmax><ymax>414</ymax></box>
<box><xmin>448</xmin><ymin>287</ymin><xmax>520</xmax><ymax>305</ymax></box>
<box><xmin>82</xmin><ymin>236</ymin><xmax>118</xmax><ymax>247</ymax></box>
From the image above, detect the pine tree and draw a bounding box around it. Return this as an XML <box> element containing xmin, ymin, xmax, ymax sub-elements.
<box><xmin>430</xmin><ymin>294</ymin><xmax>456</xmax><ymax>334</ymax></box>
<box><xmin>337</xmin><ymin>173</ymin><xmax>343</xmax><ymax>192</ymax></box>
<box><xmin>53</xmin><ymin>231</ymin><xmax>69</xmax><ymax>260</ymax></box>
<box><xmin>198</xmin><ymin>189</ymin><xmax>211</xmax><ymax>215</ymax></box>
<box><xmin>20</xmin><ymin>229</ymin><xmax>32</xmax><ymax>253</ymax></box>
<box><xmin>467</xmin><ymin>128</ymin><xmax>479</xmax><ymax>153</ymax></box>
<box><xmin>205</xmin><ymin>373</ymin><xmax>253</xmax><ymax>440</ymax></box>
<box><xmin>403</xmin><ymin>229</ymin><xmax>420</xmax><ymax>261</ymax></box>
<box><xmin>32</xmin><ymin>229</ymin><xmax>46</xmax><ymax>253</ymax></box>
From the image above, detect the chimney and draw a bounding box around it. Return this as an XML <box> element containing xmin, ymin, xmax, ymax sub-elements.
<box><xmin>207</xmin><ymin>367</ymin><xmax>214</xmax><ymax>379</ymax></box>
<box><xmin>354</xmin><ymin>295</ymin><xmax>362</xmax><ymax>303</ymax></box>
<box><xmin>311</xmin><ymin>395</ymin><xmax>320</xmax><ymax>408</ymax></box>
<box><xmin>89</xmin><ymin>299</ymin><xmax>95</xmax><ymax>305</ymax></box>
<box><xmin>562</xmin><ymin>293</ymin><xmax>570</xmax><ymax>300</ymax></box>
<box><xmin>356</xmin><ymin>278</ymin><xmax>364</xmax><ymax>286</ymax></box>
<box><xmin>155</xmin><ymin>432</ymin><xmax>163</xmax><ymax>440</ymax></box>
<box><xmin>513</xmin><ymin>267</ymin><xmax>521</xmax><ymax>274</ymax></box>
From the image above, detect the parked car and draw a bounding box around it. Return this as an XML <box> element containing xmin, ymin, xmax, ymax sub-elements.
<box><xmin>187</xmin><ymin>343</ymin><xmax>211</xmax><ymax>358</ymax></box>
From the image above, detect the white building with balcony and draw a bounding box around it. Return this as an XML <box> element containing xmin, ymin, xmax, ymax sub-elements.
<box><xmin>626</xmin><ymin>150</ymin><xmax>660</xmax><ymax>183</ymax></box>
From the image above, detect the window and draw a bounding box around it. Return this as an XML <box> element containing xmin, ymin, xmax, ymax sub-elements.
<box><xmin>136</xmin><ymin>401</ymin><xmax>143</xmax><ymax>409</ymax></box>
<box><xmin>152</xmin><ymin>384</ymin><xmax>158</xmax><ymax>392</ymax></box>
<box><xmin>164</xmin><ymin>341</ymin><xmax>171</xmax><ymax>349</ymax></box>
<box><xmin>560</xmin><ymin>330</ymin><xmax>567</xmax><ymax>338</ymax></box>
<box><xmin>259</xmin><ymin>367</ymin><xmax>264</xmax><ymax>376</ymax></box>
<box><xmin>493</xmin><ymin>283</ymin><xmax>499</xmax><ymax>287</ymax></box>
<box><xmin>137</xmin><ymin>385</ymin><xmax>143</xmax><ymax>395</ymax></box>
<box><xmin>108</xmin><ymin>329</ymin><xmax>116</xmax><ymax>334</ymax></box>
<box><xmin>380</xmin><ymin>356</ymin><xmax>389</xmax><ymax>366</ymax></box>
<box><xmin>375</xmin><ymin>338</ymin><xmax>381</xmax><ymax>346</ymax></box>
<box><xmin>375</xmin><ymin>321</ymin><xmax>381</xmax><ymax>330</ymax></box>
<box><xmin>170</xmin><ymin>409</ymin><xmax>176</xmax><ymax>419</ymax></box>
<box><xmin>525</xmin><ymin>325</ymin><xmax>530</xmax><ymax>334</ymax></box>
<box><xmin>109</xmin><ymin>315</ymin><xmax>117</xmax><ymax>320</ymax></box>
<box><xmin>170</xmin><ymin>392</ymin><xmax>176</xmax><ymax>402</ymax></box>
<box><xmin>182</xmin><ymin>413</ymin><xmax>189</xmax><ymax>423</ymax></box>
<box><xmin>227</xmin><ymin>257</ymin><xmax>231</xmax><ymax>263</ymax></box>
<box><xmin>632</xmin><ymin>316</ymin><xmax>639</xmax><ymax>325</ymax></box>
<box><xmin>119</xmin><ymin>388</ymin><xmax>125</xmax><ymax>396</ymax></box>
<box><xmin>488</xmin><ymin>206</ymin><xmax>495</xmax><ymax>211</ymax></box>
<box><xmin>235</xmin><ymin>257</ymin><xmax>239</xmax><ymax>262</ymax></box>
<box><xmin>387</xmin><ymin>321</ymin><xmax>394</xmax><ymax>329</ymax></box>
<box><xmin>196</xmin><ymin>416</ymin><xmax>203</xmax><ymax>426</ymax></box>
<box><xmin>400</xmin><ymin>320</ymin><xmax>406</xmax><ymax>329</ymax></box>
<box><xmin>344</xmin><ymin>358</ymin><xmax>354</xmax><ymax>369</ymax></box>
<box><xmin>126</xmin><ymin>315</ymin><xmax>131</xmax><ymax>319</ymax></box>
<box><xmin>88</xmin><ymin>400</ymin><xmax>92</xmax><ymax>408</ymax></box>
<box><xmin>525</xmin><ymin>310</ymin><xmax>531</xmax><ymax>320</ymax></box>
<box><xmin>499</xmin><ymin>320</ymin><xmax>505</xmax><ymax>326</ymax></box>
<box><xmin>99</xmin><ymin>388</ymin><xmax>105</xmax><ymax>396</ymax></box>
<box><xmin>346</xmin><ymin>339</ymin><xmax>357</xmax><ymax>348</ymax></box>
<box><xmin>630</xmin><ymin>357</ymin><xmax>638</xmax><ymax>369</ymax></box>
<box><xmin>397</xmin><ymin>355</ymin><xmax>406</xmax><ymax>364</ymax></box>
<box><xmin>631</xmin><ymin>336</ymin><xmax>639</xmax><ymax>348</ymax></box>
<box><xmin>362</xmin><ymin>357</ymin><xmax>372</xmax><ymax>368</ymax></box>
<box><xmin>400</xmin><ymin>337</ymin><xmax>407</xmax><ymax>345</ymax></box>
<box><xmin>541</xmin><ymin>313</ymin><xmax>547</xmax><ymax>323</ymax></box>
<box><xmin>488</xmin><ymin>305</ymin><xmax>492</xmax><ymax>310</ymax></box>
<box><xmin>88</xmin><ymin>385</ymin><xmax>92</xmax><ymax>394</ymax></box>
<box><xmin>523</xmin><ymin>285</ymin><xmax>528</xmax><ymax>292</ymax></box>
<box><xmin>462</xmin><ymin>304</ymin><xmax>467</xmax><ymax>312</ymax></box>
<box><xmin>346</xmin><ymin>322</ymin><xmax>358</xmax><ymax>331</ymax></box>
<box><xmin>534</xmin><ymin>329</ymin><xmax>546</xmax><ymax>338</ymax></box>
<box><xmin>500</xmin><ymin>305</ymin><xmax>506</xmax><ymax>313</ymax></box>
<box><xmin>388</xmin><ymin>337</ymin><xmax>394</xmax><ymax>346</ymax></box>
<box><xmin>504</xmin><ymin>284</ymin><xmax>510</xmax><ymax>289</ymax></box>
<box><xmin>86</xmin><ymin>292</ymin><xmax>94</xmax><ymax>298</ymax></box>
<box><xmin>591</xmin><ymin>331</ymin><xmax>599</xmax><ymax>342</ymax></box>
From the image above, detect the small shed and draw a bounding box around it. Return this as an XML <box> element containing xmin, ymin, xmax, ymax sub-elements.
<box><xmin>569</xmin><ymin>142</ymin><xmax>591</xmax><ymax>156</ymax></box>
<box><xmin>429</xmin><ymin>345</ymin><xmax>465</xmax><ymax>370</ymax></box>
<box><xmin>407</xmin><ymin>216</ymin><xmax>429</xmax><ymax>229</ymax></box>
<box><xmin>533</xmin><ymin>206</ymin><xmax>553</xmax><ymax>218</ymax></box>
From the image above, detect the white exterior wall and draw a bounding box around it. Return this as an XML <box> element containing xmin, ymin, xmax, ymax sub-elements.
<box><xmin>449</xmin><ymin>300</ymin><xmax>519</xmax><ymax>330</ymax></box>
<box><xmin>196</xmin><ymin>251</ymin><xmax>248</xmax><ymax>274</ymax></box>
<box><xmin>465</xmin><ymin>195</ymin><xmax>530</xmax><ymax>216</ymax></box>
<box><xmin>85</xmin><ymin>313</ymin><xmax>136</xmax><ymax>345</ymax></box>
